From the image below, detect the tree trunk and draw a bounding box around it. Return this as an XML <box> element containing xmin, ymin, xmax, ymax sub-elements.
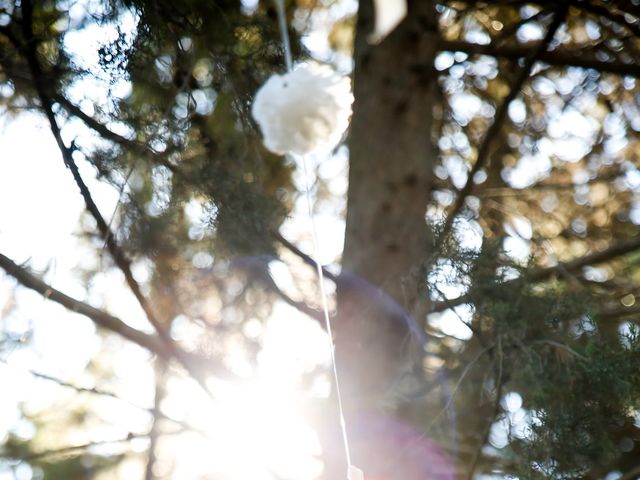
<box><xmin>338</xmin><ymin>0</ymin><xmax>438</xmax><ymax>411</ymax></box>
<box><xmin>325</xmin><ymin>1</ymin><xmax>442</xmax><ymax>478</ymax></box>
<box><xmin>343</xmin><ymin>0</ymin><xmax>437</xmax><ymax>306</ymax></box>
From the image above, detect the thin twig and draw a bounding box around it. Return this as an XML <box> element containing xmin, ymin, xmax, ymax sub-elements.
<box><xmin>0</xmin><ymin>357</ymin><xmax>151</xmax><ymax>410</ymax></box>
<box><xmin>439</xmin><ymin>6</ymin><xmax>568</xmax><ymax>243</ymax></box>
<box><xmin>531</xmin><ymin>340</ymin><xmax>588</xmax><ymax>361</ymax></box>
<box><xmin>18</xmin><ymin>0</ymin><xmax>212</xmax><ymax>393</ymax></box>
<box><xmin>427</xmin><ymin>343</ymin><xmax>494</xmax><ymax>431</ymax></box>
<box><xmin>145</xmin><ymin>360</ymin><xmax>167</xmax><ymax>480</ymax></box>
<box><xmin>272</xmin><ymin>231</ymin><xmax>337</xmax><ymax>282</ymax></box>
<box><xmin>430</xmin><ymin>235</ymin><xmax>640</xmax><ymax>313</ymax></box>
<box><xmin>467</xmin><ymin>336</ymin><xmax>504</xmax><ymax>480</ymax></box>
<box><xmin>0</xmin><ymin>357</ymin><xmax>200</xmax><ymax>432</ymax></box>
<box><xmin>0</xmin><ymin>252</ymin><xmax>229</xmax><ymax>378</ymax></box>
<box><xmin>5</xmin><ymin>433</ymin><xmax>149</xmax><ymax>462</ymax></box>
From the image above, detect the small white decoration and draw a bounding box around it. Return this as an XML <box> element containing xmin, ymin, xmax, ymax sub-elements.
<box><xmin>251</xmin><ymin>62</ymin><xmax>353</xmax><ymax>156</ymax></box>
<box><xmin>369</xmin><ymin>0</ymin><xmax>407</xmax><ymax>44</ymax></box>
<box><xmin>348</xmin><ymin>464</ymin><xmax>364</xmax><ymax>480</ymax></box>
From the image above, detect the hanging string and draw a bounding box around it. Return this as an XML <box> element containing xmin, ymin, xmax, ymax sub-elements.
<box><xmin>271</xmin><ymin>1</ymin><xmax>358</xmax><ymax>478</ymax></box>
<box><xmin>274</xmin><ymin>0</ymin><xmax>293</xmax><ymax>72</ymax></box>
<box><xmin>301</xmin><ymin>156</ymin><xmax>354</xmax><ymax>472</ymax></box>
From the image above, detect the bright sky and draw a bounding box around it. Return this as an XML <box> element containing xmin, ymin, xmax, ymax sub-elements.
<box><xmin>5</xmin><ymin>1</ymin><xmax>632</xmax><ymax>478</ymax></box>
<box><xmin>0</xmin><ymin>3</ymin><xmax>343</xmax><ymax>479</ymax></box>
<box><xmin>0</xmin><ymin>107</ymin><xmax>334</xmax><ymax>479</ymax></box>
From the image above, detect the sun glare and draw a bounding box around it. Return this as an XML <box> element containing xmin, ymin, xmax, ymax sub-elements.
<box><xmin>204</xmin><ymin>382</ymin><xmax>322</xmax><ymax>479</ymax></box>
<box><xmin>160</xmin><ymin>306</ymin><xmax>330</xmax><ymax>480</ymax></box>
<box><xmin>162</xmin><ymin>380</ymin><xmax>323</xmax><ymax>480</ymax></box>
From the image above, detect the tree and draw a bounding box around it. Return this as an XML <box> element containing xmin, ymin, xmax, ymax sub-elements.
<box><xmin>1</xmin><ymin>0</ymin><xmax>640</xmax><ymax>479</ymax></box>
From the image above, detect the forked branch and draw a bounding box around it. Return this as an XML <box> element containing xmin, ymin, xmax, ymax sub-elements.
<box><xmin>16</xmin><ymin>0</ymin><xmax>215</xmax><ymax>391</ymax></box>
<box><xmin>439</xmin><ymin>6</ymin><xmax>568</xmax><ymax>242</ymax></box>
<box><xmin>0</xmin><ymin>252</ymin><xmax>229</xmax><ymax>378</ymax></box>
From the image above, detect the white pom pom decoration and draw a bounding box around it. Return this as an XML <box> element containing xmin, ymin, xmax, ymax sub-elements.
<box><xmin>251</xmin><ymin>62</ymin><xmax>353</xmax><ymax>156</ymax></box>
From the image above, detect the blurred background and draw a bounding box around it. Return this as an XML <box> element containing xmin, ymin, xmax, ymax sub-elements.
<box><xmin>1</xmin><ymin>0</ymin><xmax>640</xmax><ymax>479</ymax></box>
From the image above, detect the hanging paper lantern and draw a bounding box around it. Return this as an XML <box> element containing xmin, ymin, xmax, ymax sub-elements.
<box><xmin>251</xmin><ymin>62</ymin><xmax>353</xmax><ymax>156</ymax></box>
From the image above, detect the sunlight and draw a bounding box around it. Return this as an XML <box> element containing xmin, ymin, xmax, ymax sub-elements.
<box><xmin>162</xmin><ymin>379</ymin><xmax>323</xmax><ymax>480</ymax></box>
<box><xmin>162</xmin><ymin>305</ymin><xmax>330</xmax><ymax>480</ymax></box>
<box><xmin>204</xmin><ymin>381</ymin><xmax>322</xmax><ymax>479</ymax></box>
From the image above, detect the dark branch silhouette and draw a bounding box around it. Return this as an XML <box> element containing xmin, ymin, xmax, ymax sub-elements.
<box><xmin>4</xmin><ymin>433</ymin><xmax>149</xmax><ymax>462</ymax></box>
<box><xmin>437</xmin><ymin>40</ymin><xmax>640</xmax><ymax>77</ymax></box>
<box><xmin>16</xmin><ymin>0</ymin><xmax>214</xmax><ymax>393</ymax></box>
<box><xmin>0</xmin><ymin>252</ymin><xmax>230</xmax><ymax>378</ymax></box>
<box><xmin>439</xmin><ymin>6</ymin><xmax>568</xmax><ymax>242</ymax></box>
<box><xmin>145</xmin><ymin>361</ymin><xmax>167</xmax><ymax>480</ymax></box>
<box><xmin>0</xmin><ymin>252</ymin><xmax>165</xmax><ymax>353</ymax></box>
<box><xmin>272</xmin><ymin>231</ymin><xmax>337</xmax><ymax>282</ymax></box>
<box><xmin>431</xmin><ymin>235</ymin><xmax>640</xmax><ymax>312</ymax></box>
<box><xmin>51</xmin><ymin>93</ymin><xmax>180</xmax><ymax>174</ymax></box>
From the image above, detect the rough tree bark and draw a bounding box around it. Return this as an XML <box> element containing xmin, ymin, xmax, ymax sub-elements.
<box><xmin>342</xmin><ymin>0</ymin><xmax>436</xmax><ymax>305</ymax></box>
<box><xmin>338</xmin><ymin>0</ymin><xmax>437</xmax><ymax>409</ymax></box>
<box><xmin>325</xmin><ymin>0</ymin><xmax>441</xmax><ymax>477</ymax></box>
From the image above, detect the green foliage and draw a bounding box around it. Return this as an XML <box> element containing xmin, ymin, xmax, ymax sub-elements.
<box><xmin>2</xmin><ymin>433</ymin><xmax>123</xmax><ymax>480</ymax></box>
<box><xmin>509</xmin><ymin>330</ymin><xmax>640</xmax><ymax>478</ymax></box>
<box><xmin>427</xmin><ymin>239</ymin><xmax>640</xmax><ymax>477</ymax></box>
<box><xmin>3</xmin><ymin>0</ymin><xmax>640</xmax><ymax>479</ymax></box>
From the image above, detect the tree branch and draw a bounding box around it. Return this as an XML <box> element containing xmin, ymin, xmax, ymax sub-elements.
<box><xmin>145</xmin><ymin>360</ymin><xmax>167</xmax><ymax>480</ymax></box>
<box><xmin>0</xmin><ymin>252</ymin><xmax>165</xmax><ymax>354</ymax></box>
<box><xmin>473</xmin><ymin>172</ymin><xmax>623</xmax><ymax>197</ymax></box>
<box><xmin>267</xmin><ymin>276</ymin><xmax>325</xmax><ymax>324</ymax></box>
<box><xmin>619</xmin><ymin>462</ymin><xmax>640</xmax><ymax>480</ymax></box>
<box><xmin>598</xmin><ymin>304</ymin><xmax>640</xmax><ymax>320</ymax></box>
<box><xmin>0</xmin><ymin>252</ymin><xmax>229</xmax><ymax>378</ymax></box>
<box><xmin>0</xmin><ymin>358</ymin><xmax>206</xmax><ymax>430</ymax></box>
<box><xmin>51</xmin><ymin>93</ymin><xmax>179</xmax><ymax>174</ymax></box>
<box><xmin>431</xmin><ymin>235</ymin><xmax>640</xmax><ymax>312</ymax></box>
<box><xmin>17</xmin><ymin>0</ymin><xmax>214</xmax><ymax>392</ymax></box>
<box><xmin>4</xmin><ymin>433</ymin><xmax>149</xmax><ymax>462</ymax></box>
<box><xmin>52</xmin><ymin>94</ymin><xmax>150</xmax><ymax>152</ymax></box>
<box><xmin>272</xmin><ymin>231</ymin><xmax>337</xmax><ymax>282</ymax></box>
<box><xmin>439</xmin><ymin>6</ymin><xmax>568</xmax><ymax>242</ymax></box>
<box><xmin>568</xmin><ymin>0</ymin><xmax>640</xmax><ymax>40</ymax></box>
<box><xmin>540</xmin><ymin>236</ymin><xmax>640</xmax><ymax>277</ymax></box>
<box><xmin>20</xmin><ymin>0</ymin><xmax>166</xmax><ymax>343</ymax></box>
<box><xmin>1</xmin><ymin>358</ymin><xmax>214</xmax><ymax>438</ymax></box>
<box><xmin>437</xmin><ymin>39</ymin><xmax>640</xmax><ymax>77</ymax></box>
<box><xmin>0</xmin><ymin>357</ymin><xmax>154</xmax><ymax>411</ymax></box>
<box><xmin>230</xmin><ymin>255</ymin><xmax>326</xmax><ymax>324</ymax></box>
<box><xmin>57</xmin><ymin>88</ymin><xmax>332</xmax><ymax>328</ymax></box>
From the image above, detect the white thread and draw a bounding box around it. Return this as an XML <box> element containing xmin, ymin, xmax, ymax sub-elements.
<box><xmin>271</xmin><ymin>0</ymin><xmax>357</xmax><ymax>476</ymax></box>
<box><xmin>274</xmin><ymin>0</ymin><xmax>292</xmax><ymax>72</ymax></box>
<box><xmin>301</xmin><ymin>155</ymin><xmax>354</xmax><ymax>471</ymax></box>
